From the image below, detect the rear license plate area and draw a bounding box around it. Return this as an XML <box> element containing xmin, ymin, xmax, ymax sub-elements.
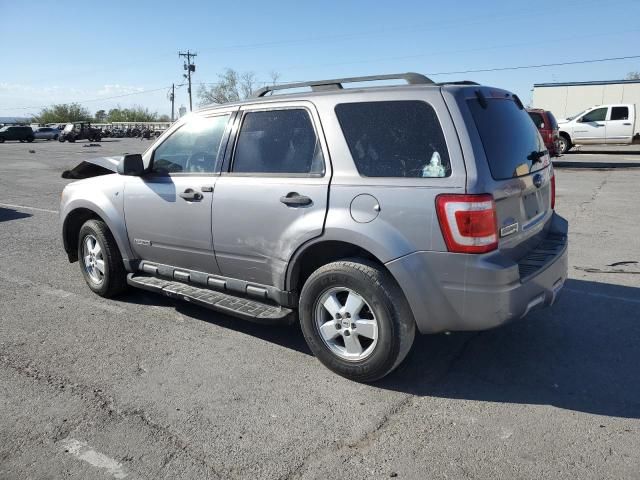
<box><xmin>523</xmin><ymin>192</ymin><xmax>541</xmax><ymax>219</ymax></box>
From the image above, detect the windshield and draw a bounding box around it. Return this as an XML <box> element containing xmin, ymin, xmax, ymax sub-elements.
<box><xmin>467</xmin><ymin>97</ymin><xmax>547</xmax><ymax>180</ymax></box>
<box><xmin>63</xmin><ymin>124</ymin><xmax>74</xmax><ymax>132</ymax></box>
<box><xmin>0</xmin><ymin>126</ymin><xmax>9</xmax><ymax>132</ymax></box>
<box><xmin>566</xmin><ymin>109</ymin><xmax>587</xmax><ymax>121</ymax></box>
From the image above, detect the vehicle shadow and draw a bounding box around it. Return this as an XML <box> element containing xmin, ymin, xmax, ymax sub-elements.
<box><xmin>379</xmin><ymin>278</ymin><xmax>640</xmax><ymax>419</ymax></box>
<box><xmin>118</xmin><ymin>278</ymin><xmax>640</xmax><ymax>419</ymax></box>
<box><xmin>0</xmin><ymin>207</ymin><xmax>32</xmax><ymax>222</ymax></box>
<box><xmin>118</xmin><ymin>289</ymin><xmax>312</xmax><ymax>355</ymax></box>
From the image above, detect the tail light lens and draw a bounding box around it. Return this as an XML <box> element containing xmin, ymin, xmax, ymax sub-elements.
<box><xmin>435</xmin><ymin>194</ymin><xmax>498</xmax><ymax>254</ymax></box>
<box><xmin>551</xmin><ymin>173</ymin><xmax>556</xmax><ymax>209</ymax></box>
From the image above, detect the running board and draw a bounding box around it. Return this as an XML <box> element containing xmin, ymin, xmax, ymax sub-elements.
<box><xmin>127</xmin><ymin>274</ymin><xmax>295</xmax><ymax>325</ymax></box>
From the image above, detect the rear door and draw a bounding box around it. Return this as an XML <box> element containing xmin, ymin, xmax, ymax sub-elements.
<box><xmin>574</xmin><ymin>107</ymin><xmax>608</xmax><ymax>143</ymax></box>
<box><xmin>464</xmin><ymin>91</ymin><xmax>554</xmax><ymax>258</ymax></box>
<box><xmin>212</xmin><ymin>102</ymin><xmax>330</xmax><ymax>287</ymax></box>
<box><xmin>606</xmin><ymin>105</ymin><xmax>634</xmax><ymax>143</ymax></box>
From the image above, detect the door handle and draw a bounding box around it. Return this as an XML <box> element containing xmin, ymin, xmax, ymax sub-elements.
<box><xmin>280</xmin><ymin>192</ymin><xmax>312</xmax><ymax>206</ymax></box>
<box><xmin>623</xmin><ymin>122</ymin><xmax>632</xmax><ymax>126</ymax></box>
<box><xmin>179</xmin><ymin>188</ymin><xmax>203</xmax><ymax>201</ymax></box>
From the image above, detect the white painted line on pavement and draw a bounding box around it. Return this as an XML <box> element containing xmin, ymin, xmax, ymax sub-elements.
<box><xmin>564</xmin><ymin>287</ymin><xmax>640</xmax><ymax>305</ymax></box>
<box><xmin>61</xmin><ymin>438</ymin><xmax>128</xmax><ymax>479</ymax></box>
<box><xmin>0</xmin><ymin>202</ymin><xmax>59</xmax><ymax>214</ymax></box>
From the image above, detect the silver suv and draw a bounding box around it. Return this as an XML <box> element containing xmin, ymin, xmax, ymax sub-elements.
<box><xmin>60</xmin><ymin>73</ymin><xmax>568</xmax><ymax>382</ymax></box>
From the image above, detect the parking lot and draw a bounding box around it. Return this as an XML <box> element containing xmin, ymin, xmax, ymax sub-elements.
<box><xmin>1</xmin><ymin>138</ymin><xmax>639</xmax><ymax>479</ymax></box>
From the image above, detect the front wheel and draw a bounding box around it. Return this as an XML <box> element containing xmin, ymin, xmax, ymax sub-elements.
<box><xmin>58</xmin><ymin>136</ymin><xmax>65</xmax><ymax>142</ymax></box>
<box><xmin>299</xmin><ymin>259</ymin><xmax>415</xmax><ymax>382</ymax></box>
<box><xmin>558</xmin><ymin>136</ymin><xmax>572</xmax><ymax>154</ymax></box>
<box><xmin>78</xmin><ymin>219</ymin><xmax>127</xmax><ymax>298</ymax></box>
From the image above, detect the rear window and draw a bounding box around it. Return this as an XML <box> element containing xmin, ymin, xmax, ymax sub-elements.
<box><xmin>467</xmin><ymin>98</ymin><xmax>545</xmax><ymax>180</ymax></box>
<box><xmin>335</xmin><ymin>101</ymin><xmax>451</xmax><ymax>178</ymax></box>
<box><xmin>546</xmin><ymin>111</ymin><xmax>558</xmax><ymax>130</ymax></box>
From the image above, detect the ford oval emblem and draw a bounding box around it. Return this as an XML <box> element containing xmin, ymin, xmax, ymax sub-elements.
<box><xmin>533</xmin><ymin>173</ymin><xmax>543</xmax><ymax>188</ymax></box>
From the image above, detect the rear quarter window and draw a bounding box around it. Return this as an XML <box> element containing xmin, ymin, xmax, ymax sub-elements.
<box><xmin>335</xmin><ymin>101</ymin><xmax>451</xmax><ymax>178</ymax></box>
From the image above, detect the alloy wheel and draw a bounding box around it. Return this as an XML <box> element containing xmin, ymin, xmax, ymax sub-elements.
<box><xmin>314</xmin><ymin>287</ymin><xmax>379</xmax><ymax>361</ymax></box>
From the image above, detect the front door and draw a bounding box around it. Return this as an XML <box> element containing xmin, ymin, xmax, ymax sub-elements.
<box><xmin>574</xmin><ymin>106</ymin><xmax>608</xmax><ymax>143</ymax></box>
<box><xmin>124</xmin><ymin>112</ymin><xmax>233</xmax><ymax>273</ymax></box>
<box><xmin>606</xmin><ymin>105</ymin><xmax>634</xmax><ymax>144</ymax></box>
<box><xmin>212</xmin><ymin>103</ymin><xmax>330</xmax><ymax>287</ymax></box>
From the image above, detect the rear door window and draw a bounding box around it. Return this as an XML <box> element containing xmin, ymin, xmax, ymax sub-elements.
<box><xmin>467</xmin><ymin>97</ymin><xmax>546</xmax><ymax>180</ymax></box>
<box><xmin>335</xmin><ymin>101</ymin><xmax>450</xmax><ymax>178</ymax></box>
<box><xmin>611</xmin><ymin>106</ymin><xmax>629</xmax><ymax>121</ymax></box>
<box><xmin>231</xmin><ymin>109</ymin><xmax>324</xmax><ymax>175</ymax></box>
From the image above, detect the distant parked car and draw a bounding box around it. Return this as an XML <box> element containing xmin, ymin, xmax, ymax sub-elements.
<box><xmin>527</xmin><ymin>109</ymin><xmax>560</xmax><ymax>157</ymax></box>
<box><xmin>0</xmin><ymin>125</ymin><xmax>34</xmax><ymax>143</ymax></box>
<box><xmin>33</xmin><ymin>126</ymin><xmax>60</xmax><ymax>141</ymax></box>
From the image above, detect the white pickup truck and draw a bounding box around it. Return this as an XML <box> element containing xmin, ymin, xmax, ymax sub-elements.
<box><xmin>557</xmin><ymin>104</ymin><xmax>639</xmax><ymax>153</ymax></box>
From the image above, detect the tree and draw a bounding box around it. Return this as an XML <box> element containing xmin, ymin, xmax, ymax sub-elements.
<box><xmin>626</xmin><ymin>71</ymin><xmax>640</xmax><ymax>80</ymax></box>
<box><xmin>197</xmin><ymin>68</ymin><xmax>275</xmax><ymax>105</ymax></box>
<box><xmin>94</xmin><ymin>109</ymin><xmax>107</xmax><ymax>122</ymax></box>
<box><xmin>33</xmin><ymin>103</ymin><xmax>92</xmax><ymax>123</ymax></box>
<box><xmin>106</xmin><ymin>105</ymin><xmax>158</xmax><ymax>122</ymax></box>
<box><xmin>158</xmin><ymin>114</ymin><xmax>170</xmax><ymax>122</ymax></box>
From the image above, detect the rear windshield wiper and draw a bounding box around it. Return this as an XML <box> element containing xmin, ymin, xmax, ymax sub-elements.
<box><xmin>527</xmin><ymin>150</ymin><xmax>548</xmax><ymax>164</ymax></box>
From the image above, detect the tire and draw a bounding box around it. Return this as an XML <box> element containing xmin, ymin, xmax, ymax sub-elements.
<box><xmin>58</xmin><ymin>136</ymin><xmax>65</xmax><ymax>142</ymax></box>
<box><xmin>27</xmin><ymin>136</ymin><xmax>34</xmax><ymax>143</ymax></box>
<box><xmin>558</xmin><ymin>135</ymin><xmax>572</xmax><ymax>154</ymax></box>
<box><xmin>77</xmin><ymin>219</ymin><xmax>128</xmax><ymax>298</ymax></box>
<box><xmin>0</xmin><ymin>138</ymin><xmax>4</xmax><ymax>143</ymax></box>
<box><xmin>299</xmin><ymin>258</ymin><xmax>415</xmax><ymax>382</ymax></box>
<box><xmin>53</xmin><ymin>134</ymin><xmax>58</xmax><ymax>141</ymax></box>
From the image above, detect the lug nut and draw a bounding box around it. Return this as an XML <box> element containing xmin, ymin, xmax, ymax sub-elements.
<box><xmin>345</xmin><ymin>312</ymin><xmax>351</xmax><ymax>318</ymax></box>
<box><xmin>335</xmin><ymin>313</ymin><xmax>342</xmax><ymax>320</ymax></box>
<box><xmin>351</xmin><ymin>323</ymin><xmax>356</xmax><ymax>329</ymax></box>
<box><xmin>335</xmin><ymin>323</ymin><xmax>341</xmax><ymax>330</ymax></box>
<box><xmin>344</xmin><ymin>330</ymin><xmax>351</xmax><ymax>336</ymax></box>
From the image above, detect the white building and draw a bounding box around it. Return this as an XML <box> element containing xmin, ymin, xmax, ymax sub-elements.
<box><xmin>532</xmin><ymin>79</ymin><xmax>640</xmax><ymax>127</ymax></box>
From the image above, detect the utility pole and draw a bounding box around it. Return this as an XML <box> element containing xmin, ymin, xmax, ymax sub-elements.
<box><xmin>178</xmin><ymin>50</ymin><xmax>197</xmax><ymax>111</ymax></box>
<box><xmin>169</xmin><ymin>83</ymin><xmax>175</xmax><ymax>122</ymax></box>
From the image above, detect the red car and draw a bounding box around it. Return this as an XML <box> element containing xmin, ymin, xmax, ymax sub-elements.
<box><xmin>527</xmin><ymin>108</ymin><xmax>560</xmax><ymax>157</ymax></box>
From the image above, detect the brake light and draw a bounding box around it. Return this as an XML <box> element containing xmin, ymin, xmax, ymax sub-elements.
<box><xmin>435</xmin><ymin>194</ymin><xmax>498</xmax><ymax>254</ymax></box>
<box><xmin>551</xmin><ymin>173</ymin><xmax>556</xmax><ymax>209</ymax></box>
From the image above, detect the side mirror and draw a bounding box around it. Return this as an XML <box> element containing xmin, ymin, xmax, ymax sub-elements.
<box><xmin>117</xmin><ymin>153</ymin><xmax>145</xmax><ymax>176</ymax></box>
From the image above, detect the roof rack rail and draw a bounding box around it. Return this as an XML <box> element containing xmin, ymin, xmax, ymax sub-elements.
<box><xmin>252</xmin><ymin>72</ymin><xmax>434</xmax><ymax>98</ymax></box>
<box><xmin>436</xmin><ymin>80</ymin><xmax>480</xmax><ymax>86</ymax></box>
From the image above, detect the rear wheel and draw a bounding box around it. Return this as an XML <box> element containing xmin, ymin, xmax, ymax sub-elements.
<box><xmin>299</xmin><ymin>259</ymin><xmax>415</xmax><ymax>382</ymax></box>
<box><xmin>27</xmin><ymin>136</ymin><xmax>34</xmax><ymax>143</ymax></box>
<box><xmin>558</xmin><ymin>135</ymin><xmax>572</xmax><ymax>154</ymax></box>
<box><xmin>0</xmin><ymin>138</ymin><xmax>4</xmax><ymax>143</ymax></box>
<box><xmin>78</xmin><ymin>219</ymin><xmax>127</xmax><ymax>298</ymax></box>
<box><xmin>58</xmin><ymin>136</ymin><xmax>65</xmax><ymax>142</ymax></box>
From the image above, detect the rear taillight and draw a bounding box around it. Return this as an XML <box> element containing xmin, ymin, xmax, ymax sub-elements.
<box><xmin>435</xmin><ymin>194</ymin><xmax>498</xmax><ymax>254</ymax></box>
<box><xmin>551</xmin><ymin>173</ymin><xmax>556</xmax><ymax>209</ymax></box>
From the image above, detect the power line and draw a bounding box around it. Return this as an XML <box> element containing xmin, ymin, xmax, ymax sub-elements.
<box><xmin>12</xmin><ymin>86</ymin><xmax>171</xmax><ymax>111</ymax></box>
<box><xmin>425</xmin><ymin>55</ymin><xmax>640</xmax><ymax>76</ymax></box>
<box><xmin>9</xmin><ymin>54</ymin><xmax>640</xmax><ymax>112</ymax></box>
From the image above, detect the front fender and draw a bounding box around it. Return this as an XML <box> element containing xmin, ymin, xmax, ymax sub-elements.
<box><xmin>60</xmin><ymin>175</ymin><xmax>134</xmax><ymax>262</ymax></box>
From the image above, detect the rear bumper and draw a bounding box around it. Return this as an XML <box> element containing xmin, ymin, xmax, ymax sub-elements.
<box><xmin>386</xmin><ymin>213</ymin><xmax>568</xmax><ymax>334</ymax></box>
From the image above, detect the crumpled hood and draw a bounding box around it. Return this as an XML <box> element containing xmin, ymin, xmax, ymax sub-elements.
<box><xmin>61</xmin><ymin>155</ymin><xmax>122</xmax><ymax>179</ymax></box>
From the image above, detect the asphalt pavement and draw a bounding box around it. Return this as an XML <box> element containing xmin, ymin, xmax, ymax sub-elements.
<box><xmin>1</xmin><ymin>138</ymin><xmax>639</xmax><ymax>479</ymax></box>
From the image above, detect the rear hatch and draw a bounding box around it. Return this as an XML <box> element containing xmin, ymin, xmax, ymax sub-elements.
<box><xmin>459</xmin><ymin>88</ymin><xmax>554</xmax><ymax>262</ymax></box>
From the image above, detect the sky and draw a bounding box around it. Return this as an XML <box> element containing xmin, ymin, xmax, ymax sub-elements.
<box><xmin>1</xmin><ymin>0</ymin><xmax>639</xmax><ymax>118</ymax></box>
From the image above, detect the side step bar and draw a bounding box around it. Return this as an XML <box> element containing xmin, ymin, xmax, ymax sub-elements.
<box><xmin>127</xmin><ymin>274</ymin><xmax>295</xmax><ymax>325</ymax></box>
